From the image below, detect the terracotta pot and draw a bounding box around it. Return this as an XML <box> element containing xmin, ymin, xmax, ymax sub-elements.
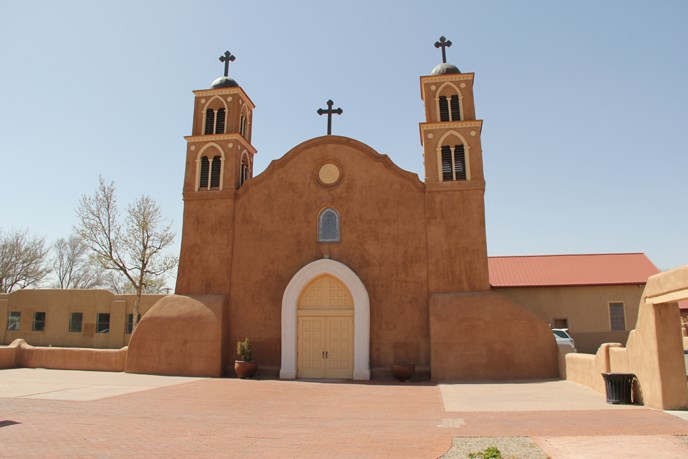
<box><xmin>391</xmin><ymin>362</ymin><xmax>415</xmax><ymax>382</ymax></box>
<box><xmin>234</xmin><ymin>360</ymin><xmax>258</xmax><ymax>379</ymax></box>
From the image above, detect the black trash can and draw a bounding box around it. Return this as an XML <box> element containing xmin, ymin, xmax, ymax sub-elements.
<box><xmin>602</xmin><ymin>373</ymin><xmax>636</xmax><ymax>404</ymax></box>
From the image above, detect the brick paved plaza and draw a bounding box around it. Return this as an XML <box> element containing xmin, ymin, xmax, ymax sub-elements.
<box><xmin>1</xmin><ymin>369</ymin><xmax>687</xmax><ymax>458</ymax></box>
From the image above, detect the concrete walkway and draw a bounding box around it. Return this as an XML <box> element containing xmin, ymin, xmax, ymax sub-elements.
<box><xmin>0</xmin><ymin>369</ymin><xmax>686</xmax><ymax>458</ymax></box>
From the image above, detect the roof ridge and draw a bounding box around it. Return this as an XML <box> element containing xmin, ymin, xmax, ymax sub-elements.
<box><xmin>488</xmin><ymin>253</ymin><xmax>646</xmax><ymax>259</ymax></box>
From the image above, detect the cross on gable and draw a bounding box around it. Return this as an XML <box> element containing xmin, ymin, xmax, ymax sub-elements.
<box><xmin>434</xmin><ymin>36</ymin><xmax>452</xmax><ymax>64</ymax></box>
<box><xmin>219</xmin><ymin>51</ymin><xmax>236</xmax><ymax>77</ymax></box>
<box><xmin>317</xmin><ymin>99</ymin><xmax>343</xmax><ymax>135</ymax></box>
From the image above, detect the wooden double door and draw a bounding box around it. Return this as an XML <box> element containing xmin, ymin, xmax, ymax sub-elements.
<box><xmin>296</xmin><ymin>275</ymin><xmax>354</xmax><ymax>379</ymax></box>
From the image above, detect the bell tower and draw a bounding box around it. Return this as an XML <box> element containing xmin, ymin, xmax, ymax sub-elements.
<box><xmin>420</xmin><ymin>37</ymin><xmax>490</xmax><ymax>292</ymax></box>
<box><xmin>176</xmin><ymin>51</ymin><xmax>257</xmax><ymax>294</ymax></box>
<box><xmin>185</xmin><ymin>51</ymin><xmax>257</xmax><ymax>193</ymax></box>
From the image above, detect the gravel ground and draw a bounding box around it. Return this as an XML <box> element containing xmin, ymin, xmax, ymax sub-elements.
<box><xmin>440</xmin><ymin>436</ymin><xmax>548</xmax><ymax>459</ymax></box>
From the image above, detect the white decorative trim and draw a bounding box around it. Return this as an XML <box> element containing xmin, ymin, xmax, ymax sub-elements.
<box><xmin>435</xmin><ymin>130</ymin><xmax>472</xmax><ymax>181</ymax></box>
<box><xmin>421</xmin><ymin>73</ymin><xmax>474</xmax><ymax>83</ymax></box>
<box><xmin>240</xmin><ymin>150</ymin><xmax>251</xmax><ymax>184</ymax></box>
<box><xmin>280</xmin><ymin>259</ymin><xmax>370</xmax><ymax>380</ymax></box>
<box><xmin>193</xmin><ymin>88</ymin><xmax>255</xmax><ymax>109</ymax></box>
<box><xmin>185</xmin><ymin>134</ymin><xmax>246</xmax><ymax>142</ymax></box>
<box><xmin>197</xmin><ymin>142</ymin><xmax>225</xmax><ymax>158</ymax></box>
<box><xmin>437</xmin><ymin>130</ymin><xmax>469</xmax><ymax>149</ymax></box>
<box><xmin>435</xmin><ymin>82</ymin><xmax>464</xmax><ymax>121</ymax></box>
<box><xmin>196</xmin><ymin>143</ymin><xmax>225</xmax><ymax>191</ymax></box>
<box><xmin>420</xmin><ymin>120</ymin><xmax>483</xmax><ymax>131</ymax></box>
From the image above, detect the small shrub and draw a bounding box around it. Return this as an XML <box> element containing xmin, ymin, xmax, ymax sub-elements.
<box><xmin>236</xmin><ymin>337</ymin><xmax>252</xmax><ymax>362</ymax></box>
<box><xmin>468</xmin><ymin>446</ymin><xmax>502</xmax><ymax>459</ymax></box>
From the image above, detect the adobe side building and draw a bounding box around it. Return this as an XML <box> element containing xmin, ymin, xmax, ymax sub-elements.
<box><xmin>125</xmin><ymin>42</ymin><xmax>559</xmax><ymax>379</ymax></box>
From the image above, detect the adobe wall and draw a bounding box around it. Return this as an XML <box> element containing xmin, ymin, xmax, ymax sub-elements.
<box><xmin>176</xmin><ymin>195</ymin><xmax>236</xmax><ymax>295</ymax></box>
<box><xmin>429</xmin><ymin>291</ymin><xmax>559</xmax><ymax>380</ymax></box>
<box><xmin>0</xmin><ymin>290</ymin><xmax>162</xmax><ymax>348</ymax></box>
<box><xmin>0</xmin><ymin>339</ymin><xmax>126</xmax><ymax>372</ymax></box>
<box><xmin>425</xmin><ymin>188</ymin><xmax>490</xmax><ymax>292</ymax></box>
<box><xmin>565</xmin><ymin>265</ymin><xmax>688</xmax><ymax>410</ymax></box>
<box><xmin>125</xmin><ymin>294</ymin><xmax>225</xmax><ymax>377</ymax></box>
<box><xmin>566</xmin><ymin>343</ymin><xmax>622</xmax><ymax>394</ymax></box>
<box><xmin>495</xmin><ymin>285</ymin><xmax>644</xmax><ymax>353</ymax></box>
<box><xmin>227</xmin><ymin>137</ymin><xmax>431</xmax><ymax>374</ymax></box>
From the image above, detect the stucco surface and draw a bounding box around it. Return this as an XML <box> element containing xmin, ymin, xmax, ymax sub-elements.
<box><xmin>430</xmin><ymin>291</ymin><xmax>559</xmax><ymax>380</ymax></box>
<box><xmin>172</xmin><ymin>72</ymin><xmax>555</xmax><ymax>381</ymax></box>
<box><xmin>0</xmin><ymin>290</ymin><xmax>162</xmax><ymax>348</ymax></box>
<box><xmin>176</xmin><ymin>197</ymin><xmax>236</xmax><ymax>294</ymax></box>
<box><xmin>565</xmin><ymin>265</ymin><xmax>688</xmax><ymax>410</ymax></box>
<box><xmin>626</xmin><ymin>301</ymin><xmax>688</xmax><ymax>409</ymax></box>
<box><xmin>496</xmin><ymin>285</ymin><xmax>644</xmax><ymax>353</ymax></box>
<box><xmin>0</xmin><ymin>339</ymin><xmax>126</xmax><ymax>372</ymax></box>
<box><xmin>125</xmin><ymin>295</ymin><xmax>225</xmax><ymax>377</ymax></box>
<box><xmin>225</xmin><ymin>137</ymin><xmax>432</xmax><ymax>374</ymax></box>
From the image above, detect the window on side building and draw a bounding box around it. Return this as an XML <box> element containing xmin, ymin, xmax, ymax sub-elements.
<box><xmin>96</xmin><ymin>313</ymin><xmax>110</xmax><ymax>334</ymax></box>
<box><xmin>7</xmin><ymin>311</ymin><xmax>21</xmax><ymax>331</ymax></box>
<box><xmin>69</xmin><ymin>312</ymin><xmax>83</xmax><ymax>333</ymax></box>
<box><xmin>126</xmin><ymin>313</ymin><xmax>134</xmax><ymax>334</ymax></box>
<box><xmin>609</xmin><ymin>302</ymin><xmax>626</xmax><ymax>331</ymax></box>
<box><xmin>552</xmin><ymin>318</ymin><xmax>568</xmax><ymax>329</ymax></box>
<box><xmin>32</xmin><ymin>312</ymin><xmax>46</xmax><ymax>332</ymax></box>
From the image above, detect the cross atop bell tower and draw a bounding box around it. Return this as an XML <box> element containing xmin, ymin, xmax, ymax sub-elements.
<box><xmin>418</xmin><ymin>36</ymin><xmax>483</xmax><ymax>186</ymax></box>
<box><xmin>182</xmin><ymin>50</ymin><xmax>257</xmax><ymax>197</ymax></box>
<box><xmin>434</xmin><ymin>36</ymin><xmax>452</xmax><ymax>63</ymax></box>
<box><xmin>419</xmin><ymin>36</ymin><xmax>490</xmax><ymax>292</ymax></box>
<box><xmin>219</xmin><ymin>51</ymin><xmax>235</xmax><ymax>77</ymax></box>
<box><xmin>177</xmin><ymin>50</ymin><xmax>258</xmax><ymax>294</ymax></box>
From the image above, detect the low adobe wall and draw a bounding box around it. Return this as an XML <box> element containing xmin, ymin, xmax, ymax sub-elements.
<box><xmin>125</xmin><ymin>294</ymin><xmax>226</xmax><ymax>377</ymax></box>
<box><xmin>565</xmin><ymin>265</ymin><xmax>688</xmax><ymax>410</ymax></box>
<box><xmin>566</xmin><ymin>343</ymin><xmax>623</xmax><ymax>395</ymax></box>
<box><xmin>0</xmin><ymin>339</ymin><xmax>127</xmax><ymax>372</ymax></box>
<box><xmin>430</xmin><ymin>291</ymin><xmax>559</xmax><ymax>380</ymax></box>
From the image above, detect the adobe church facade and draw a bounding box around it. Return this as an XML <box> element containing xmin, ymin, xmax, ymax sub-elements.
<box><xmin>125</xmin><ymin>43</ymin><xmax>559</xmax><ymax>379</ymax></box>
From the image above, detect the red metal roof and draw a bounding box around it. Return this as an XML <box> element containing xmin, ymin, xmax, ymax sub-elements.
<box><xmin>679</xmin><ymin>300</ymin><xmax>688</xmax><ymax>311</ymax></box>
<box><xmin>488</xmin><ymin>253</ymin><xmax>659</xmax><ymax>287</ymax></box>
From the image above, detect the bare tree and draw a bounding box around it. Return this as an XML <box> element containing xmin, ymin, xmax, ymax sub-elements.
<box><xmin>0</xmin><ymin>229</ymin><xmax>50</xmax><ymax>293</ymax></box>
<box><xmin>75</xmin><ymin>177</ymin><xmax>178</xmax><ymax>329</ymax></box>
<box><xmin>52</xmin><ymin>234</ymin><xmax>107</xmax><ymax>289</ymax></box>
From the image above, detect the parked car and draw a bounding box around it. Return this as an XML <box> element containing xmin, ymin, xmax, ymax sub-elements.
<box><xmin>552</xmin><ymin>328</ymin><xmax>575</xmax><ymax>348</ymax></box>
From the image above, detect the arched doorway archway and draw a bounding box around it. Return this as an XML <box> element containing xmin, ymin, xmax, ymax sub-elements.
<box><xmin>280</xmin><ymin>259</ymin><xmax>370</xmax><ymax>380</ymax></box>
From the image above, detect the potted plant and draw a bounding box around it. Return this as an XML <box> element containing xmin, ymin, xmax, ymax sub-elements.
<box><xmin>391</xmin><ymin>361</ymin><xmax>415</xmax><ymax>382</ymax></box>
<box><xmin>234</xmin><ymin>337</ymin><xmax>257</xmax><ymax>379</ymax></box>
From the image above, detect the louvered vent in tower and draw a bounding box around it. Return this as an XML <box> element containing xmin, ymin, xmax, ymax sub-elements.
<box><xmin>210</xmin><ymin>155</ymin><xmax>221</xmax><ymax>188</ymax></box>
<box><xmin>441</xmin><ymin>145</ymin><xmax>453</xmax><ymax>181</ymax></box>
<box><xmin>215</xmin><ymin>109</ymin><xmax>226</xmax><ymax>134</ymax></box>
<box><xmin>450</xmin><ymin>95</ymin><xmax>460</xmax><ymax>121</ymax></box>
<box><xmin>439</xmin><ymin>96</ymin><xmax>449</xmax><ymax>122</ymax></box>
<box><xmin>204</xmin><ymin>110</ymin><xmax>214</xmax><ymax>135</ymax></box>
<box><xmin>199</xmin><ymin>156</ymin><xmax>210</xmax><ymax>188</ymax></box>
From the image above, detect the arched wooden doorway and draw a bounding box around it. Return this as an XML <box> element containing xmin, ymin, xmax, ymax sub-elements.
<box><xmin>280</xmin><ymin>259</ymin><xmax>370</xmax><ymax>380</ymax></box>
<box><xmin>297</xmin><ymin>275</ymin><xmax>353</xmax><ymax>378</ymax></box>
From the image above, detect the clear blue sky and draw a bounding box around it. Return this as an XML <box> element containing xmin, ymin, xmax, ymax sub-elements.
<box><xmin>1</xmin><ymin>0</ymin><xmax>686</xmax><ymax>276</ymax></box>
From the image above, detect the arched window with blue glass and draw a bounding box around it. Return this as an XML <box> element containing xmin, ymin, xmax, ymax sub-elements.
<box><xmin>318</xmin><ymin>207</ymin><xmax>341</xmax><ymax>242</ymax></box>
